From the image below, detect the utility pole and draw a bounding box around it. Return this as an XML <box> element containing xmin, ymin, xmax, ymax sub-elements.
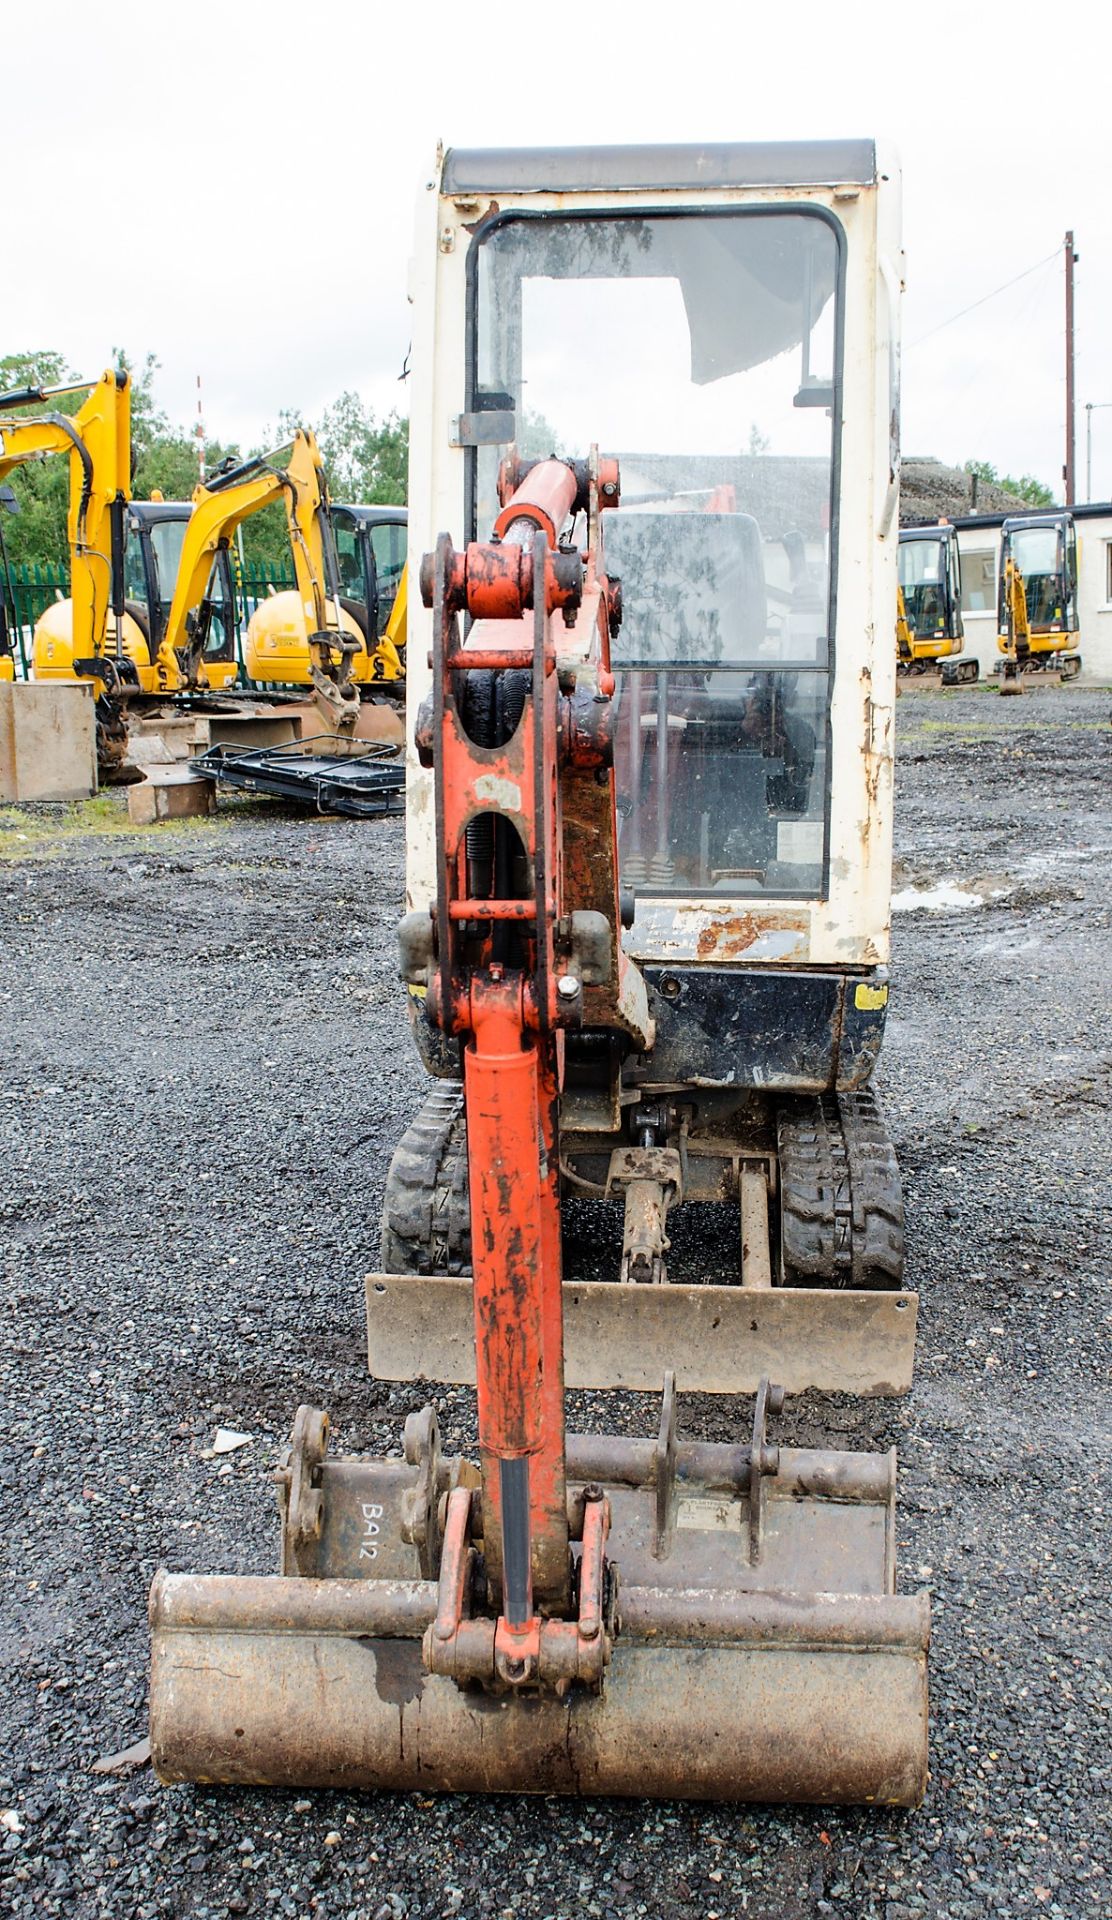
<box><xmin>1064</xmin><ymin>232</ymin><xmax>1078</xmax><ymax>504</ymax></box>
<box><xmin>195</xmin><ymin>373</ymin><xmax>206</xmax><ymax>484</ymax></box>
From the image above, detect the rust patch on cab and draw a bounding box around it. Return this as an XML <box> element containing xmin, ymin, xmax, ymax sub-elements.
<box><xmin>696</xmin><ymin>910</ymin><xmax>809</xmax><ymax>959</ymax></box>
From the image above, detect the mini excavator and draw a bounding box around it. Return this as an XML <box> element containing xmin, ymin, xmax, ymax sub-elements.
<box><xmin>996</xmin><ymin>511</ymin><xmax>1081</xmax><ymax>691</ymax></box>
<box><xmin>151</xmin><ymin>141</ymin><xmax>929</xmax><ymax>1807</ymax></box>
<box><xmin>897</xmin><ymin>523</ymin><xmax>976</xmax><ymax>684</ymax></box>
<box><xmin>245</xmin><ymin>501</ymin><xmax>407</xmax><ymax>699</ymax></box>
<box><xmin>34</xmin><ymin>427</ymin><xmax>369</xmax><ymax>734</ymax></box>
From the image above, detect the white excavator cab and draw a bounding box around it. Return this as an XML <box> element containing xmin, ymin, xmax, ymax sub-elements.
<box><xmin>406</xmin><ymin>142</ymin><xmax>902</xmax><ymax>982</ymax></box>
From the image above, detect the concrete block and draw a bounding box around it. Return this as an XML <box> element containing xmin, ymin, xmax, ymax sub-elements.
<box><xmin>128</xmin><ymin>732</ymin><xmax>176</xmax><ymax>769</ymax></box>
<box><xmin>127</xmin><ymin>766</ymin><xmax>215</xmax><ymax>825</ymax></box>
<box><xmin>0</xmin><ymin>683</ymin><xmax>97</xmax><ymax>802</ymax></box>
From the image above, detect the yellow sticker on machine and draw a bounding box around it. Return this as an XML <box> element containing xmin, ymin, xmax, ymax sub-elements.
<box><xmin>854</xmin><ymin>982</ymin><xmax>889</xmax><ymax>1011</ymax></box>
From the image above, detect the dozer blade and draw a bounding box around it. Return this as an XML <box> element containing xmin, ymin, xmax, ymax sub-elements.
<box><xmin>149</xmin><ymin>1386</ymin><xmax>929</xmax><ymax>1805</ymax></box>
<box><xmin>366</xmin><ymin>1272</ymin><xmax>919</xmax><ymax>1397</ymax></box>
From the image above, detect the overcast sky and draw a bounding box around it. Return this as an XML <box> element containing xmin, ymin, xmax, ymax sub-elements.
<box><xmin>6</xmin><ymin>1</ymin><xmax>1111</xmax><ymax>500</ymax></box>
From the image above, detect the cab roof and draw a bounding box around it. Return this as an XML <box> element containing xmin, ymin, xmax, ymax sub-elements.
<box><xmin>441</xmin><ymin>141</ymin><xmax>877</xmax><ymax>196</ymax></box>
<box><xmin>333</xmin><ymin>504</ymin><xmax>407</xmax><ymax>527</ymax></box>
<box><xmin>129</xmin><ymin>501</ymin><xmax>190</xmax><ymax>525</ymax></box>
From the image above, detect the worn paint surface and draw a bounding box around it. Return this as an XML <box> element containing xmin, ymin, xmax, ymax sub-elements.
<box><xmin>626</xmin><ymin>903</ymin><xmax>810</xmax><ymax>965</ymax></box>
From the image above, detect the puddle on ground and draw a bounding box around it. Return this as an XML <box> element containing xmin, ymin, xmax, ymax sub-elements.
<box><xmin>892</xmin><ymin>880</ymin><xmax>989</xmax><ymax>913</ymax></box>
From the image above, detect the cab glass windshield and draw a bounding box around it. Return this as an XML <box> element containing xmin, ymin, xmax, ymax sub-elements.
<box><xmin>126</xmin><ymin>515</ymin><xmax>232</xmax><ymax>657</ymax></box>
<box><xmin>149</xmin><ymin>519</ymin><xmax>189</xmax><ymax>597</ymax></box>
<box><xmin>898</xmin><ymin>538</ymin><xmax>943</xmax><ymax>588</ymax></box>
<box><xmin>1010</xmin><ymin>526</ymin><xmax>1058</xmax><ymax>578</ymax></box>
<box><xmin>474</xmin><ymin>209</ymin><xmax>841</xmax><ymax>898</ymax></box>
<box><xmin>333</xmin><ymin>515</ymin><xmax>365</xmax><ymax>599</ymax></box>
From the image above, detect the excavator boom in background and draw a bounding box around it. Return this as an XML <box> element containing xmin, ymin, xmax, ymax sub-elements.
<box><xmin>155</xmin><ymin>430</ymin><xmax>361</xmax><ymax>730</ymax></box>
<box><xmin>150</xmin><ymin>139</ymin><xmax>929</xmax><ymax>1808</ymax></box>
<box><xmin>32</xmin><ymin>494</ymin><xmax>239</xmax><ymax>698</ymax></box>
<box><xmin>0</xmin><ymin>369</ymin><xmax>136</xmax><ymax>773</ymax></box>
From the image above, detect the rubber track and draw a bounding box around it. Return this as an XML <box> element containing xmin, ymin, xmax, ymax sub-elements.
<box><xmin>777</xmin><ymin>1088</ymin><xmax>904</xmax><ymax>1289</ymax></box>
<box><xmin>380</xmin><ymin>1084</ymin><xmax>471</xmax><ymax>1275</ymax></box>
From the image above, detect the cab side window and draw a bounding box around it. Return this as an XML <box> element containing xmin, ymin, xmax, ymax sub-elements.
<box><xmin>370</xmin><ymin>524</ymin><xmax>406</xmax><ymax>636</ymax></box>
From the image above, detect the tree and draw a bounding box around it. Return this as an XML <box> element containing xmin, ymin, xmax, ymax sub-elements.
<box><xmin>0</xmin><ymin>348</ymin><xmax>75</xmax><ymax>395</ymax></box>
<box><xmin>111</xmin><ymin>348</ymin><xmax>170</xmax><ymax>458</ymax></box>
<box><xmin>314</xmin><ymin>392</ymin><xmax>408</xmax><ymax>504</ymax></box>
<box><xmin>963</xmin><ymin>458</ymin><xmax>1054</xmax><ymax>508</ymax></box>
<box><xmin>0</xmin><ymin>347</ymin><xmax>412</xmax><ymax>573</ymax></box>
<box><xmin>133</xmin><ymin>433</ymin><xmax>204</xmax><ymax>503</ymax></box>
<box><xmin>517</xmin><ymin>405</ymin><xmax>567</xmax><ymax>461</ymax></box>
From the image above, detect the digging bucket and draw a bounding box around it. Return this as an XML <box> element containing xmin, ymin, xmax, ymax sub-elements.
<box><xmin>149</xmin><ymin>1389</ymin><xmax>929</xmax><ymax>1806</ymax></box>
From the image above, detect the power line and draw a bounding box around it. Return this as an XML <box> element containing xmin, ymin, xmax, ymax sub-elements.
<box><xmin>907</xmin><ymin>249</ymin><xmax>1060</xmax><ymax>349</ymax></box>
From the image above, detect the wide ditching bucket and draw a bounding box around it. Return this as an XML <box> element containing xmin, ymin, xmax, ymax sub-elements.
<box><xmin>150</xmin><ymin>1379</ymin><xmax>928</xmax><ymax>1804</ymax></box>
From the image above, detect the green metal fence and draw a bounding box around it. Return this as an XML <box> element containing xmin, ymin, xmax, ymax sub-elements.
<box><xmin>232</xmin><ymin>559</ymin><xmax>298</xmax><ymax>690</ymax></box>
<box><xmin>1</xmin><ymin>557</ymin><xmax>299</xmax><ymax>683</ymax></box>
<box><xmin>234</xmin><ymin>557</ymin><xmax>297</xmax><ymax>616</ymax></box>
<box><xmin>2</xmin><ymin>562</ymin><xmax>69</xmax><ymax>676</ymax></box>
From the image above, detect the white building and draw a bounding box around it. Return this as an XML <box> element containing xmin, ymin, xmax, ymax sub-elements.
<box><xmin>947</xmin><ymin>504</ymin><xmax>1112</xmax><ymax>683</ymax></box>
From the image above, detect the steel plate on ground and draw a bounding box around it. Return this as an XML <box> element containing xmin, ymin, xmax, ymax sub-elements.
<box><xmin>365</xmin><ymin>1275</ymin><xmax>918</xmax><ymax>1395</ymax></box>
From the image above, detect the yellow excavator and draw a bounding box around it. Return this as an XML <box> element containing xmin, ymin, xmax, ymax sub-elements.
<box><xmin>998</xmin><ymin>553</ymin><xmax>1032</xmax><ymax>696</ymax></box>
<box><xmin>245</xmin><ymin>502</ymin><xmax>406</xmax><ymax>697</ymax></box>
<box><xmin>996</xmin><ymin>511</ymin><xmax>1081</xmax><ymax>691</ymax></box>
<box><xmin>0</xmin><ymin>368</ymin><xmax>138</xmax><ymax>772</ymax></box>
<box><xmin>153</xmin><ymin>430</ymin><xmax>366</xmax><ymax>731</ymax></box>
<box><xmin>896</xmin><ymin>523</ymin><xmax>976</xmax><ymax>684</ymax></box>
<box><xmin>32</xmin><ymin>491</ymin><xmax>240</xmax><ymax>698</ymax></box>
<box><xmin>34</xmin><ymin>428</ymin><xmax>368</xmax><ymax>733</ymax></box>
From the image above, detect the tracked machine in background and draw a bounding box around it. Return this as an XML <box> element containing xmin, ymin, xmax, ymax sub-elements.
<box><xmin>34</xmin><ymin>492</ymin><xmax>242</xmax><ymax>701</ymax></box>
<box><xmin>151</xmin><ymin>141</ymin><xmax>929</xmax><ymax>1806</ymax></box>
<box><xmin>0</xmin><ymin>373</ymin><xmax>374</xmax><ymax>763</ymax></box>
<box><xmin>245</xmin><ymin>501</ymin><xmax>407</xmax><ymax>699</ymax></box>
<box><xmin>996</xmin><ymin>511</ymin><xmax>1081</xmax><ymax>691</ymax></box>
<box><xmin>897</xmin><ymin>522</ymin><xmax>976</xmax><ymax>684</ymax></box>
<box><xmin>34</xmin><ymin>428</ymin><xmax>382</xmax><ymax>735</ymax></box>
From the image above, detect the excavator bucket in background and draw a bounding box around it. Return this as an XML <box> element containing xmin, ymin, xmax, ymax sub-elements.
<box><xmin>149</xmin><ymin>140</ymin><xmax>930</xmax><ymax>1807</ymax></box>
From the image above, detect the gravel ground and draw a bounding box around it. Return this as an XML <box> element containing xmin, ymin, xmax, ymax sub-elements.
<box><xmin>1</xmin><ymin>687</ymin><xmax>1109</xmax><ymax>1920</ymax></box>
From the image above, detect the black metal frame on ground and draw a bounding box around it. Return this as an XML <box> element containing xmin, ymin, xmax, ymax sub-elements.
<box><xmin>191</xmin><ymin>737</ymin><xmax>405</xmax><ymax>818</ymax></box>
